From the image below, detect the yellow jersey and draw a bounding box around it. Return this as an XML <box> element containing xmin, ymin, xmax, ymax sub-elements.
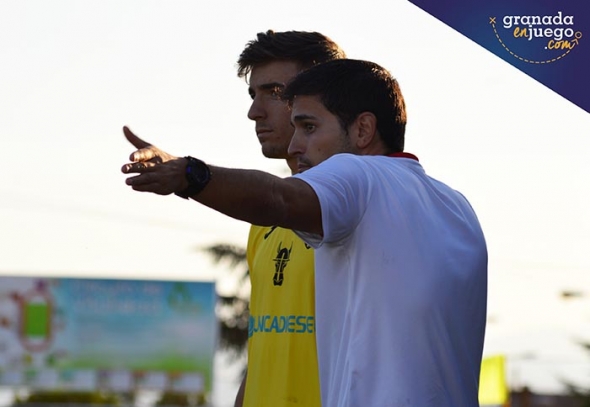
<box><xmin>243</xmin><ymin>225</ymin><xmax>321</xmax><ymax>407</ymax></box>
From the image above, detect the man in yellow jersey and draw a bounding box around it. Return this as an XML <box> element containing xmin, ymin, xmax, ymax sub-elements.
<box><xmin>233</xmin><ymin>30</ymin><xmax>344</xmax><ymax>407</ymax></box>
<box><xmin>120</xmin><ymin>31</ymin><xmax>345</xmax><ymax>406</ymax></box>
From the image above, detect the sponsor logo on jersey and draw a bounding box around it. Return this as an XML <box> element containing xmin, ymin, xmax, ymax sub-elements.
<box><xmin>273</xmin><ymin>242</ymin><xmax>292</xmax><ymax>286</ymax></box>
<box><xmin>248</xmin><ymin>314</ymin><xmax>315</xmax><ymax>338</ymax></box>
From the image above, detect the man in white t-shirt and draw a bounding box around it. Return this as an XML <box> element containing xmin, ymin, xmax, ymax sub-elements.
<box><xmin>122</xmin><ymin>58</ymin><xmax>487</xmax><ymax>407</ymax></box>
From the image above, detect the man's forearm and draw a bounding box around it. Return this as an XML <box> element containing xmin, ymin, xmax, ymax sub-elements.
<box><xmin>191</xmin><ymin>165</ymin><xmax>322</xmax><ymax>235</ymax></box>
<box><xmin>121</xmin><ymin>129</ymin><xmax>323</xmax><ymax>235</ymax></box>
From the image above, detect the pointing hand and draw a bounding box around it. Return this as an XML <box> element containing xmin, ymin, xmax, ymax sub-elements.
<box><xmin>121</xmin><ymin>126</ymin><xmax>188</xmax><ymax>195</ymax></box>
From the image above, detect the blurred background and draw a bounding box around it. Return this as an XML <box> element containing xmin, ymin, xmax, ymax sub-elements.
<box><xmin>1</xmin><ymin>0</ymin><xmax>589</xmax><ymax>406</ymax></box>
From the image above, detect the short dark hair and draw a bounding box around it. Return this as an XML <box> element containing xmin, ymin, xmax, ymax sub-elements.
<box><xmin>282</xmin><ymin>59</ymin><xmax>407</xmax><ymax>153</ymax></box>
<box><xmin>237</xmin><ymin>30</ymin><xmax>346</xmax><ymax>78</ymax></box>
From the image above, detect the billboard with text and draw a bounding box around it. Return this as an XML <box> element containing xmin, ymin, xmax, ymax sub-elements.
<box><xmin>0</xmin><ymin>276</ymin><xmax>216</xmax><ymax>395</ymax></box>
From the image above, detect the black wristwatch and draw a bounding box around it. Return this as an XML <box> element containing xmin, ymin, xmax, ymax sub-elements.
<box><xmin>174</xmin><ymin>156</ymin><xmax>212</xmax><ymax>199</ymax></box>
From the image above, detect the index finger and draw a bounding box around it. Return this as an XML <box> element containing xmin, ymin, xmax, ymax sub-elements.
<box><xmin>123</xmin><ymin>126</ymin><xmax>156</xmax><ymax>161</ymax></box>
<box><xmin>123</xmin><ymin>126</ymin><xmax>151</xmax><ymax>149</ymax></box>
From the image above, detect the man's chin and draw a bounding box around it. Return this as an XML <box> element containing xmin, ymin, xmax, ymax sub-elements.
<box><xmin>261</xmin><ymin>146</ymin><xmax>289</xmax><ymax>160</ymax></box>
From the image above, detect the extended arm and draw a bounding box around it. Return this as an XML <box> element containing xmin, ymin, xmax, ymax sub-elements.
<box><xmin>121</xmin><ymin>127</ymin><xmax>323</xmax><ymax>236</ymax></box>
<box><xmin>198</xmin><ymin>165</ymin><xmax>321</xmax><ymax>234</ymax></box>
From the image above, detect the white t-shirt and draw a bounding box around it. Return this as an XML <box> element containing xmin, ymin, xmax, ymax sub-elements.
<box><xmin>293</xmin><ymin>153</ymin><xmax>487</xmax><ymax>407</ymax></box>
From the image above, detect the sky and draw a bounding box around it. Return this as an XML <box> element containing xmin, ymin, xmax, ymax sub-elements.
<box><xmin>1</xmin><ymin>0</ymin><xmax>589</xmax><ymax>403</ymax></box>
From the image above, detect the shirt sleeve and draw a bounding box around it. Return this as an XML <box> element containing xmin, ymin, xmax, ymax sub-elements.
<box><xmin>291</xmin><ymin>153</ymin><xmax>372</xmax><ymax>247</ymax></box>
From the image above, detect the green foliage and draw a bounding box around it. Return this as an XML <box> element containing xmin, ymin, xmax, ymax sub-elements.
<box><xmin>202</xmin><ymin>243</ymin><xmax>250</xmax><ymax>356</ymax></box>
<box><xmin>14</xmin><ymin>391</ymin><xmax>122</xmax><ymax>405</ymax></box>
<box><xmin>563</xmin><ymin>383</ymin><xmax>590</xmax><ymax>407</ymax></box>
<box><xmin>204</xmin><ymin>244</ymin><xmax>247</xmax><ymax>271</ymax></box>
<box><xmin>563</xmin><ymin>341</ymin><xmax>590</xmax><ymax>407</ymax></box>
<box><xmin>14</xmin><ymin>390</ymin><xmax>207</xmax><ymax>406</ymax></box>
<box><xmin>155</xmin><ymin>391</ymin><xmax>206</xmax><ymax>406</ymax></box>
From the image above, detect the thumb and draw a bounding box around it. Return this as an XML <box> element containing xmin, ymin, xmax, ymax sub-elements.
<box><xmin>123</xmin><ymin>126</ymin><xmax>151</xmax><ymax>150</ymax></box>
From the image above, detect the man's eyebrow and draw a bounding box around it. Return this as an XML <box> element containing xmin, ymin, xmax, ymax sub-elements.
<box><xmin>260</xmin><ymin>82</ymin><xmax>286</xmax><ymax>90</ymax></box>
<box><xmin>249</xmin><ymin>82</ymin><xmax>286</xmax><ymax>93</ymax></box>
<box><xmin>292</xmin><ymin>114</ymin><xmax>317</xmax><ymax>124</ymax></box>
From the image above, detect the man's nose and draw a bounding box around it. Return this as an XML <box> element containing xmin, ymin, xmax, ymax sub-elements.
<box><xmin>247</xmin><ymin>97</ymin><xmax>265</xmax><ymax>121</ymax></box>
<box><xmin>287</xmin><ymin>130</ymin><xmax>305</xmax><ymax>156</ymax></box>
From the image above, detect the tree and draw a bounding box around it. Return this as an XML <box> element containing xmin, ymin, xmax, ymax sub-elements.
<box><xmin>563</xmin><ymin>342</ymin><xmax>590</xmax><ymax>407</ymax></box>
<box><xmin>203</xmin><ymin>244</ymin><xmax>250</xmax><ymax>356</ymax></box>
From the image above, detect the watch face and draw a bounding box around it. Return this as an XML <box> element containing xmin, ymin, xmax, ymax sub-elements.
<box><xmin>175</xmin><ymin>156</ymin><xmax>211</xmax><ymax>199</ymax></box>
<box><xmin>187</xmin><ymin>164</ymin><xmax>207</xmax><ymax>183</ymax></box>
<box><xmin>186</xmin><ymin>158</ymin><xmax>211</xmax><ymax>185</ymax></box>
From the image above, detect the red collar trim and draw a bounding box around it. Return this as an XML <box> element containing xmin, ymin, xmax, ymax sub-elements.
<box><xmin>387</xmin><ymin>152</ymin><xmax>419</xmax><ymax>161</ymax></box>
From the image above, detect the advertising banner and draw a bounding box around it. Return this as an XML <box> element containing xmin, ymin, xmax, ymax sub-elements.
<box><xmin>0</xmin><ymin>276</ymin><xmax>217</xmax><ymax>394</ymax></box>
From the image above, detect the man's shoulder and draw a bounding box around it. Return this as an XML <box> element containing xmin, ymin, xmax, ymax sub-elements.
<box><xmin>321</xmin><ymin>152</ymin><xmax>363</xmax><ymax>167</ymax></box>
<box><xmin>300</xmin><ymin>153</ymin><xmax>412</xmax><ymax>176</ymax></box>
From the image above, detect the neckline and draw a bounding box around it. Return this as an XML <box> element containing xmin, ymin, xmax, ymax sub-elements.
<box><xmin>387</xmin><ymin>152</ymin><xmax>419</xmax><ymax>161</ymax></box>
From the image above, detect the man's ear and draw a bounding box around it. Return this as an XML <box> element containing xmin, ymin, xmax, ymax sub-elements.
<box><xmin>354</xmin><ymin>112</ymin><xmax>378</xmax><ymax>150</ymax></box>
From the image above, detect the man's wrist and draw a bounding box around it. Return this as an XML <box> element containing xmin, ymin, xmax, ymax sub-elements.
<box><xmin>174</xmin><ymin>156</ymin><xmax>212</xmax><ymax>199</ymax></box>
